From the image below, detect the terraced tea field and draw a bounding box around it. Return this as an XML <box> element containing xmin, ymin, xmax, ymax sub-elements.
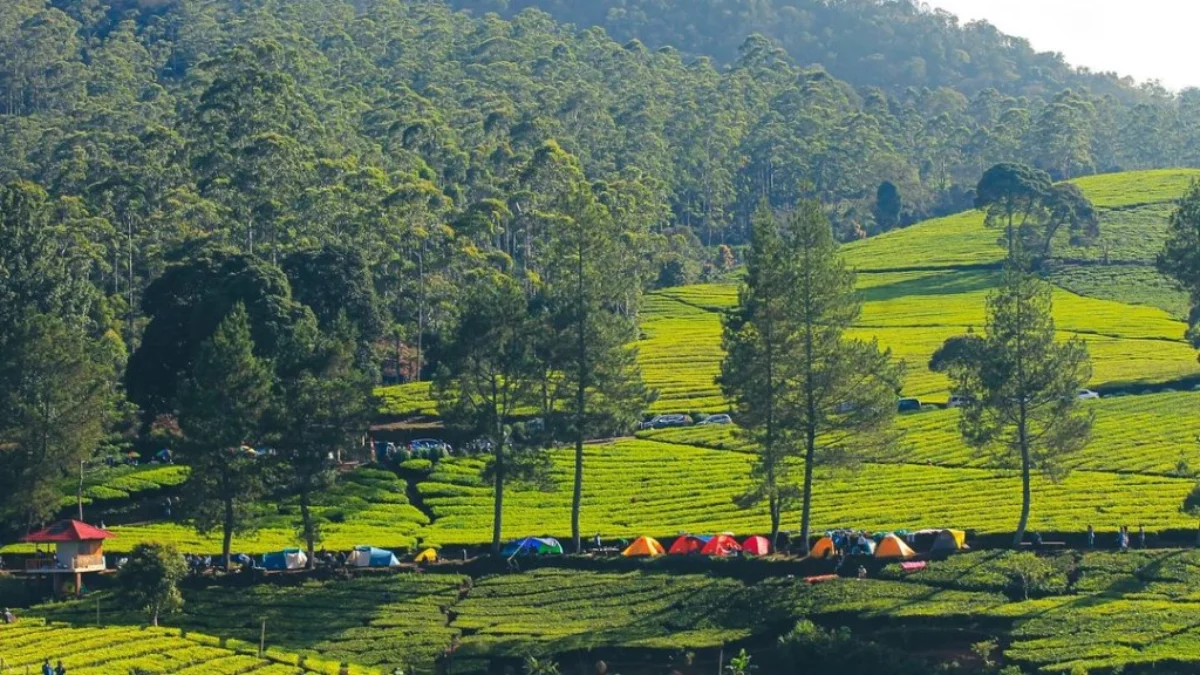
<box><xmin>414</xmin><ymin>437</ymin><xmax>1198</xmax><ymax>546</ymax></box>
<box><xmin>30</xmin><ymin>552</ymin><xmax>1200</xmax><ymax>674</ymax></box>
<box><xmin>645</xmin><ymin>390</ymin><xmax>1200</xmax><ymax>476</ymax></box>
<box><xmin>33</xmin><ymin>575</ymin><xmax>460</xmax><ymax>674</ymax></box>
<box><xmin>0</xmin><ymin>623</ymin><xmax>375</xmax><ymax>674</ymax></box>
<box><xmin>2</xmin><ymin>469</ymin><xmax>427</xmax><ymax>555</ymax></box>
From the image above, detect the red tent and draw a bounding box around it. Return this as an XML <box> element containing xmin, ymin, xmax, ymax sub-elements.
<box><xmin>668</xmin><ymin>535</ymin><xmax>708</xmax><ymax>556</ymax></box>
<box><xmin>700</xmin><ymin>534</ymin><xmax>741</xmax><ymax>557</ymax></box>
<box><xmin>742</xmin><ymin>536</ymin><xmax>771</xmax><ymax>556</ymax></box>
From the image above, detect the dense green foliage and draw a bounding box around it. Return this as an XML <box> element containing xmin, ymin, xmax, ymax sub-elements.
<box><xmin>0</xmin><ymin>623</ymin><xmax>375</xmax><ymax>674</ymax></box>
<box><xmin>447</xmin><ymin>0</ymin><xmax>1150</xmax><ymax>100</ymax></box>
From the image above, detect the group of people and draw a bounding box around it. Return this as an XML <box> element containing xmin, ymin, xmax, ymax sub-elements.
<box><xmin>1082</xmin><ymin>524</ymin><xmax>1146</xmax><ymax>552</ymax></box>
<box><xmin>40</xmin><ymin>658</ymin><xmax>66</xmax><ymax>675</ymax></box>
<box><xmin>827</xmin><ymin>529</ymin><xmax>875</xmax><ymax>557</ymax></box>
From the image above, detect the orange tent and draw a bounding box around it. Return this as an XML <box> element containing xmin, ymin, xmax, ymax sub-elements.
<box><xmin>668</xmin><ymin>535</ymin><xmax>707</xmax><ymax>555</ymax></box>
<box><xmin>622</xmin><ymin>536</ymin><xmax>666</xmax><ymax>557</ymax></box>
<box><xmin>742</xmin><ymin>536</ymin><xmax>771</xmax><ymax>556</ymax></box>
<box><xmin>700</xmin><ymin>534</ymin><xmax>742</xmax><ymax>557</ymax></box>
<box><xmin>809</xmin><ymin>536</ymin><xmax>836</xmax><ymax>558</ymax></box>
<box><xmin>875</xmin><ymin>534</ymin><xmax>917</xmax><ymax>560</ymax></box>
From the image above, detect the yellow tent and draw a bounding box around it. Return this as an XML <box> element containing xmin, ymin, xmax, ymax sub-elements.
<box><xmin>810</xmin><ymin>536</ymin><xmax>836</xmax><ymax>559</ymax></box>
<box><xmin>875</xmin><ymin>534</ymin><xmax>917</xmax><ymax>560</ymax></box>
<box><xmin>414</xmin><ymin>548</ymin><xmax>439</xmax><ymax>563</ymax></box>
<box><xmin>930</xmin><ymin>529</ymin><xmax>967</xmax><ymax>553</ymax></box>
<box><xmin>622</xmin><ymin>536</ymin><xmax>666</xmax><ymax>557</ymax></box>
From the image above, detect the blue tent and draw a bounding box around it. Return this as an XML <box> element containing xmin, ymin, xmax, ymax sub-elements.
<box><xmin>262</xmin><ymin>548</ymin><xmax>307</xmax><ymax>570</ymax></box>
<box><xmin>501</xmin><ymin>537</ymin><xmax>564</xmax><ymax>557</ymax></box>
<box><xmin>350</xmin><ymin>545</ymin><xmax>400</xmax><ymax>568</ymax></box>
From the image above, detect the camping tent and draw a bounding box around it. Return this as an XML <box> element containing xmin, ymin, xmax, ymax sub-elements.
<box><xmin>414</xmin><ymin>548</ymin><xmax>438</xmax><ymax>564</ymax></box>
<box><xmin>622</xmin><ymin>536</ymin><xmax>666</xmax><ymax>557</ymax></box>
<box><xmin>348</xmin><ymin>546</ymin><xmax>401</xmax><ymax>568</ymax></box>
<box><xmin>700</xmin><ymin>534</ymin><xmax>741</xmax><ymax>557</ymax></box>
<box><xmin>668</xmin><ymin>535</ymin><xmax>709</xmax><ymax>556</ymax></box>
<box><xmin>742</xmin><ymin>536</ymin><xmax>771</xmax><ymax>556</ymax></box>
<box><xmin>874</xmin><ymin>534</ymin><xmax>917</xmax><ymax>560</ymax></box>
<box><xmin>501</xmin><ymin>537</ymin><xmax>564</xmax><ymax>557</ymax></box>
<box><xmin>810</xmin><ymin>536</ymin><xmax>836</xmax><ymax>558</ymax></box>
<box><xmin>262</xmin><ymin>548</ymin><xmax>308</xmax><ymax>570</ymax></box>
<box><xmin>930</xmin><ymin>529</ymin><xmax>967</xmax><ymax>554</ymax></box>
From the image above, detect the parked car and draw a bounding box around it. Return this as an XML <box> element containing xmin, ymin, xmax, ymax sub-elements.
<box><xmin>699</xmin><ymin>414</ymin><xmax>733</xmax><ymax>426</ymax></box>
<box><xmin>639</xmin><ymin>414</ymin><xmax>693</xmax><ymax>430</ymax></box>
<box><xmin>409</xmin><ymin>438</ymin><xmax>453</xmax><ymax>454</ymax></box>
<box><xmin>897</xmin><ymin>398</ymin><xmax>922</xmax><ymax>413</ymax></box>
<box><xmin>947</xmin><ymin>395</ymin><xmax>973</xmax><ymax>408</ymax></box>
<box><xmin>1077</xmin><ymin>389</ymin><xmax>1101</xmax><ymax>400</ymax></box>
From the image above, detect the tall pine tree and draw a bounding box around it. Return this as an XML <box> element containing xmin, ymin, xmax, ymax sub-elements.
<box><xmin>543</xmin><ymin>186</ymin><xmax>649</xmax><ymax>553</ymax></box>
<box><xmin>784</xmin><ymin>201</ymin><xmax>904</xmax><ymax>554</ymax></box>
<box><xmin>177</xmin><ymin>303</ymin><xmax>273</xmax><ymax>570</ymax></box>
<box><xmin>434</xmin><ymin>273</ymin><xmax>544</xmax><ymax>554</ymax></box>
<box><xmin>934</xmin><ymin>268</ymin><xmax>1093</xmax><ymax>547</ymax></box>
<box><xmin>719</xmin><ymin>203</ymin><xmax>798</xmax><ymax>547</ymax></box>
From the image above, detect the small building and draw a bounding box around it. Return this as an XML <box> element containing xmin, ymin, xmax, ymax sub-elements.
<box><xmin>20</xmin><ymin>520</ymin><xmax>114</xmax><ymax>597</ymax></box>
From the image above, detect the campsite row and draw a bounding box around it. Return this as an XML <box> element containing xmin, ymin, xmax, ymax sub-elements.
<box><xmin>502</xmin><ymin>528</ymin><xmax>969</xmax><ymax>559</ymax></box>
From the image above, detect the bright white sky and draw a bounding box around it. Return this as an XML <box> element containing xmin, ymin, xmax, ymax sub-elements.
<box><xmin>927</xmin><ymin>0</ymin><xmax>1200</xmax><ymax>91</ymax></box>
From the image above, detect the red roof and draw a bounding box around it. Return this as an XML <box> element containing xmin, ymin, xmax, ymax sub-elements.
<box><xmin>21</xmin><ymin>520</ymin><xmax>114</xmax><ymax>543</ymax></box>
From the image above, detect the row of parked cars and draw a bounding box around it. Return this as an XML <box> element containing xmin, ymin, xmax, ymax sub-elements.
<box><xmin>396</xmin><ymin>389</ymin><xmax>1104</xmax><ymax>453</ymax></box>
<box><xmin>637</xmin><ymin>413</ymin><xmax>732</xmax><ymax>430</ymax></box>
<box><xmin>899</xmin><ymin>389</ymin><xmax>1101</xmax><ymax>414</ymax></box>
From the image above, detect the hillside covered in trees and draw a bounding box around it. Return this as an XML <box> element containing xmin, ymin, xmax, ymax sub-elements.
<box><xmin>447</xmin><ymin>0</ymin><xmax>1156</xmax><ymax>100</ymax></box>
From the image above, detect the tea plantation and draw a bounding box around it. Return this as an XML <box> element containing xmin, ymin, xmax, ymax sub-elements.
<box><xmin>0</xmin><ymin>622</ymin><xmax>377</xmax><ymax>674</ymax></box>
<box><xmin>10</xmin><ymin>170</ymin><xmax>1200</xmax><ymax>675</ymax></box>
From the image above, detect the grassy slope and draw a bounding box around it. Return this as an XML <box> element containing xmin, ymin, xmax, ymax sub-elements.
<box><xmin>2</xmin><ymin>469</ymin><xmax>428</xmax><ymax>555</ymax></box>
<box><xmin>379</xmin><ymin>170</ymin><xmax>1200</xmax><ymax>415</ymax></box>
<box><xmin>0</xmin><ymin>622</ymin><xmax>378</xmax><ymax>674</ymax></box>
<box><xmin>30</xmin><ymin>551</ymin><xmax>1200</xmax><ymax>674</ymax></box>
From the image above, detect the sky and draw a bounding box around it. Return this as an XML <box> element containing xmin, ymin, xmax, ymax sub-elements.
<box><xmin>927</xmin><ymin>0</ymin><xmax>1200</xmax><ymax>91</ymax></box>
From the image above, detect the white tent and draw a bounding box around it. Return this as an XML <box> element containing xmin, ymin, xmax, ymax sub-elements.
<box><xmin>349</xmin><ymin>545</ymin><xmax>401</xmax><ymax>568</ymax></box>
<box><xmin>263</xmin><ymin>548</ymin><xmax>308</xmax><ymax>570</ymax></box>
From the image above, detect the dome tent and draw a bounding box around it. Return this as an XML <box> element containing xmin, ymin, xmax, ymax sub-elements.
<box><xmin>350</xmin><ymin>546</ymin><xmax>401</xmax><ymax>568</ymax></box>
<box><xmin>930</xmin><ymin>529</ymin><xmax>967</xmax><ymax>554</ymax></box>
<box><xmin>668</xmin><ymin>535</ymin><xmax>710</xmax><ymax>556</ymax></box>
<box><xmin>875</xmin><ymin>534</ymin><xmax>917</xmax><ymax>560</ymax></box>
<box><xmin>501</xmin><ymin>537</ymin><xmax>564</xmax><ymax>557</ymax></box>
<box><xmin>742</xmin><ymin>536</ymin><xmax>771</xmax><ymax>556</ymax></box>
<box><xmin>809</xmin><ymin>536</ymin><xmax>836</xmax><ymax>558</ymax></box>
<box><xmin>700</xmin><ymin>534</ymin><xmax>741</xmax><ymax>557</ymax></box>
<box><xmin>622</xmin><ymin>536</ymin><xmax>666</xmax><ymax>557</ymax></box>
<box><xmin>414</xmin><ymin>548</ymin><xmax>439</xmax><ymax>564</ymax></box>
<box><xmin>263</xmin><ymin>548</ymin><xmax>308</xmax><ymax>570</ymax></box>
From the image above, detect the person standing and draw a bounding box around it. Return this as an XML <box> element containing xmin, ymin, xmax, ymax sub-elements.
<box><xmin>1138</xmin><ymin>524</ymin><xmax>1146</xmax><ymax>549</ymax></box>
<box><xmin>1119</xmin><ymin>526</ymin><xmax>1129</xmax><ymax>553</ymax></box>
<box><xmin>42</xmin><ymin>658</ymin><xmax>53</xmax><ymax>675</ymax></box>
<box><xmin>1087</xmin><ymin>524</ymin><xmax>1095</xmax><ymax>550</ymax></box>
<box><xmin>55</xmin><ymin>660</ymin><xmax>67</xmax><ymax>675</ymax></box>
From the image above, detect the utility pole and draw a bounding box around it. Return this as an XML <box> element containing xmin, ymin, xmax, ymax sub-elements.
<box><xmin>259</xmin><ymin>618</ymin><xmax>266</xmax><ymax>657</ymax></box>
<box><xmin>78</xmin><ymin>459</ymin><xmax>85</xmax><ymax>521</ymax></box>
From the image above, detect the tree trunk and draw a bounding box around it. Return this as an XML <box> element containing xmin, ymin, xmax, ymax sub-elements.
<box><xmin>492</xmin><ymin>439</ymin><xmax>505</xmax><ymax>555</ymax></box>
<box><xmin>769</xmin><ymin>492</ymin><xmax>781</xmax><ymax>551</ymax></box>
<box><xmin>222</xmin><ymin>496</ymin><xmax>234</xmax><ymax>571</ymax></box>
<box><xmin>300</xmin><ymin>490</ymin><xmax>315</xmax><ymax>570</ymax></box>
<box><xmin>571</xmin><ymin>236</ymin><xmax>586</xmax><ymax>554</ymax></box>
<box><xmin>1014</xmin><ymin>403</ymin><xmax>1031</xmax><ymax>548</ymax></box>
<box><xmin>800</xmin><ymin>426</ymin><xmax>816</xmax><ymax>555</ymax></box>
<box><xmin>571</xmin><ymin>433</ymin><xmax>583</xmax><ymax>554</ymax></box>
<box><xmin>152</xmin><ymin>608</ymin><xmax>159</xmax><ymax>628</ymax></box>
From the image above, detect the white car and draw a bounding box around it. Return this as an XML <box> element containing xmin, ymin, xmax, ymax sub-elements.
<box><xmin>947</xmin><ymin>395</ymin><xmax>972</xmax><ymax>408</ymax></box>
<box><xmin>699</xmin><ymin>414</ymin><xmax>732</xmax><ymax>425</ymax></box>
<box><xmin>1077</xmin><ymin>389</ymin><xmax>1101</xmax><ymax>401</ymax></box>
